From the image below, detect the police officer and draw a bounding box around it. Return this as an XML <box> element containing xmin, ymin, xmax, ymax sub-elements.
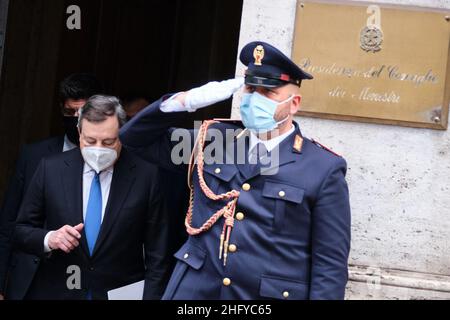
<box><xmin>120</xmin><ymin>41</ymin><xmax>351</xmax><ymax>300</ymax></box>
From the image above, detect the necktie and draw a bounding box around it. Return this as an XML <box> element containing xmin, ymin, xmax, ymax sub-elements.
<box><xmin>248</xmin><ymin>143</ymin><xmax>269</xmax><ymax>176</ymax></box>
<box><xmin>85</xmin><ymin>172</ymin><xmax>102</xmax><ymax>256</ymax></box>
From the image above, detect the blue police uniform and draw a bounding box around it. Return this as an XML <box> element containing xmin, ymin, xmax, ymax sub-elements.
<box><xmin>119</xmin><ymin>41</ymin><xmax>351</xmax><ymax>300</ymax></box>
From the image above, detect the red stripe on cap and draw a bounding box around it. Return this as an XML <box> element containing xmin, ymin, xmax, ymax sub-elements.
<box><xmin>280</xmin><ymin>74</ymin><xmax>290</xmax><ymax>81</ymax></box>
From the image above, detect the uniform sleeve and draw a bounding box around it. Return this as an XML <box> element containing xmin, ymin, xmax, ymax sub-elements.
<box><xmin>120</xmin><ymin>95</ymin><xmax>195</xmax><ymax>173</ymax></box>
<box><xmin>309</xmin><ymin>157</ymin><xmax>351</xmax><ymax>300</ymax></box>
<box><xmin>120</xmin><ymin>95</ymin><xmax>184</xmax><ymax>149</ymax></box>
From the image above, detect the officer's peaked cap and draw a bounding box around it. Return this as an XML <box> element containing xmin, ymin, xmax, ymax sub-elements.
<box><xmin>239</xmin><ymin>41</ymin><xmax>313</xmax><ymax>88</ymax></box>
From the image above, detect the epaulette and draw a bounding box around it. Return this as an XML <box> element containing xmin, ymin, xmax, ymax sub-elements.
<box><xmin>292</xmin><ymin>135</ymin><xmax>304</xmax><ymax>153</ymax></box>
<box><xmin>311</xmin><ymin>139</ymin><xmax>342</xmax><ymax>157</ymax></box>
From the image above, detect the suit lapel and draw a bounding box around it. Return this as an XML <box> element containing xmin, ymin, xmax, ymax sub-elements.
<box><xmin>91</xmin><ymin>150</ymin><xmax>136</xmax><ymax>257</ymax></box>
<box><xmin>48</xmin><ymin>136</ymin><xmax>65</xmax><ymax>153</ymax></box>
<box><xmin>62</xmin><ymin>150</ymin><xmax>90</xmax><ymax>257</ymax></box>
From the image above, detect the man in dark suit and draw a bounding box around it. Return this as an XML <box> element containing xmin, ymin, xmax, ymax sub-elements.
<box><xmin>0</xmin><ymin>73</ymin><xmax>103</xmax><ymax>300</ymax></box>
<box><xmin>13</xmin><ymin>95</ymin><xmax>170</xmax><ymax>299</ymax></box>
<box><xmin>120</xmin><ymin>41</ymin><xmax>351</xmax><ymax>300</ymax></box>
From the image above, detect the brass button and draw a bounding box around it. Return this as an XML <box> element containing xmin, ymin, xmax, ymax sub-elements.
<box><xmin>242</xmin><ymin>183</ymin><xmax>251</xmax><ymax>191</ymax></box>
<box><xmin>279</xmin><ymin>190</ymin><xmax>286</xmax><ymax>198</ymax></box>
<box><xmin>215</xmin><ymin>168</ymin><xmax>221</xmax><ymax>174</ymax></box>
<box><xmin>223</xmin><ymin>278</ymin><xmax>231</xmax><ymax>286</ymax></box>
<box><xmin>183</xmin><ymin>253</ymin><xmax>189</xmax><ymax>259</ymax></box>
<box><xmin>283</xmin><ymin>291</ymin><xmax>290</xmax><ymax>299</ymax></box>
<box><xmin>228</xmin><ymin>244</ymin><xmax>237</xmax><ymax>253</ymax></box>
<box><xmin>236</xmin><ymin>212</ymin><xmax>245</xmax><ymax>221</ymax></box>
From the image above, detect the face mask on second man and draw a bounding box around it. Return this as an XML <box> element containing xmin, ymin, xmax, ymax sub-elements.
<box><xmin>62</xmin><ymin>116</ymin><xmax>81</xmax><ymax>145</ymax></box>
<box><xmin>62</xmin><ymin>99</ymin><xmax>88</xmax><ymax>146</ymax></box>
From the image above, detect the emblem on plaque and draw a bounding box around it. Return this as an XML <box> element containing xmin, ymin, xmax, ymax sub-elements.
<box><xmin>360</xmin><ymin>5</ymin><xmax>383</xmax><ymax>53</ymax></box>
<box><xmin>360</xmin><ymin>26</ymin><xmax>383</xmax><ymax>52</ymax></box>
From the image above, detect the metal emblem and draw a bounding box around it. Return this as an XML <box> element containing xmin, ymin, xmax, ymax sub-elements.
<box><xmin>253</xmin><ymin>45</ymin><xmax>265</xmax><ymax>66</ymax></box>
<box><xmin>360</xmin><ymin>5</ymin><xmax>383</xmax><ymax>53</ymax></box>
<box><xmin>360</xmin><ymin>26</ymin><xmax>383</xmax><ymax>53</ymax></box>
<box><xmin>293</xmin><ymin>135</ymin><xmax>304</xmax><ymax>153</ymax></box>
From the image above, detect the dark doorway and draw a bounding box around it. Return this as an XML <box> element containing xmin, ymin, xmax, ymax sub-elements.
<box><xmin>0</xmin><ymin>0</ymin><xmax>243</xmax><ymax>201</ymax></box>
<box><xmin>0</xmin><ymin>0</ymin><xmax>8</xmax><ymax>79</ymax></box>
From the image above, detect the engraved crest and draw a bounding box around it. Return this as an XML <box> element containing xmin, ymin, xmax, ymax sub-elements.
<box><xmin>360</xmin><ymin>26</ymin><xmax>383</xmax><ymax>53</ymax></box>
<box><xmin>360</xmin><ymin>5</ymin><xmax>383</xmax><ymax>53</ymax></box>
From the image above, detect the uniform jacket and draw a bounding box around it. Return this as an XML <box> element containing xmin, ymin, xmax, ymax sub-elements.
<box><xmin>120</xmin><ymin>97</ymin><xmax>351</xmax><ymax>300</ymax></box>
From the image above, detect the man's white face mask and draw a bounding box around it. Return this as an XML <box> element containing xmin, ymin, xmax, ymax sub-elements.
<box><xmin>81</xmin><ymin>146</ymin><xmax>118</xmax><ymax>173</ymax></box>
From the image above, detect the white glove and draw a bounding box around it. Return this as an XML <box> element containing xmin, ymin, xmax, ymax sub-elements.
<box><xmin>184</xmin><ymin>77</ymin><xmax>245</xmax><ymax>112</ymax></box>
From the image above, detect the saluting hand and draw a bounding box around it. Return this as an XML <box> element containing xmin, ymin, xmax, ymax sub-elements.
<box><xmin>173</xmin><ymin>78</ymin><xmax>244</xmax><ymax>112</ymax></box>
<box><xmin>48</xmin><ymin>223</ymin><xmax>84</xmax><ymax>253</ymax></box>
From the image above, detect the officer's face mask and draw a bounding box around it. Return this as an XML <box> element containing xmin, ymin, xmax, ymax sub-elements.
<box><xmin>62</xmin><ymin>116</ymin><xmax>80</xmax><ymax>146</ymax></box>
<box><xmin>81</xmin><ymin>147</ymin><xmax>118</xmax><ymax>174</ymax></box>
<box><xmin>240</xmin><ymin>92</ymin><xmax>294</xmax><ymax>133</ymax></box>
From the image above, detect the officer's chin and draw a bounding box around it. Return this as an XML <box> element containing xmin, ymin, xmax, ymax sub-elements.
<box><xmin>249</xmin><ymin>128</ymin><xmax>272</xmax><ymax>139</ymax></box>
<box><xmin>257</xmin><ymin>126</ymin><xmax>287</xmax><ymax>140</ymax></box>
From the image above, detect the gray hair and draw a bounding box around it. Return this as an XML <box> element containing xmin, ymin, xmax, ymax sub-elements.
<box><xmin>78</xmin><ymin>95</ymin><xmax>126</xmax><ymax>131</ymax></box>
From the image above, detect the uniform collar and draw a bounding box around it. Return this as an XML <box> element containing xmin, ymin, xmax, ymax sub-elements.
<box><xmin>248</xmin><ymin>124</ymin><xmax>295</xmax><ymax>154</ymax></box>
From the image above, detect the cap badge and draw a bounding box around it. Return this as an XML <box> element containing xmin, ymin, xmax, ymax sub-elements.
<box><xmin>253</xmin><ymin>45</ymin><xmax>265</xmax><ymax>66</ymax></box>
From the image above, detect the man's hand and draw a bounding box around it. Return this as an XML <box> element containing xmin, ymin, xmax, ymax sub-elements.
<box><xmin>180</xmin><ymin>78</ymin><xmax>244</xmax><ymax>112</ymax></box>
<box><xmin>0</xmin><ymin>294</ymin><xmax>4</xmax><ymax>300</ymax></box>
<box><xmin>48</xmin><ymin>223</ymin><xmax>84</xmax><ymax>253</ymax></box>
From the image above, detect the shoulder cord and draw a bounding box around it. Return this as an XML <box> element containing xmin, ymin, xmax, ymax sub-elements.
<box><xmin>185</xmin><ymin>120</ymin><xmax>240</xmax><ymax>266</ymax></box>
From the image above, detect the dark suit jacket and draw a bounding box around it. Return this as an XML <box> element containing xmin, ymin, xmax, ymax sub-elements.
<box><xmin>0</xmin><ymin>136</ymin><xmax>64</xmax><ymax>298</ymax></box>
<box><xmin>13</xmin><ymin>148</ymin><xmax>171</xmax><ymax>300</ymax></box>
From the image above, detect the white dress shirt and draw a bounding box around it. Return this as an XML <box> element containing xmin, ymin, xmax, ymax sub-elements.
<box><xmin>63</xmin><ymin>135</ymin><xmax>78</xmax><ymax>152</ymax></box>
